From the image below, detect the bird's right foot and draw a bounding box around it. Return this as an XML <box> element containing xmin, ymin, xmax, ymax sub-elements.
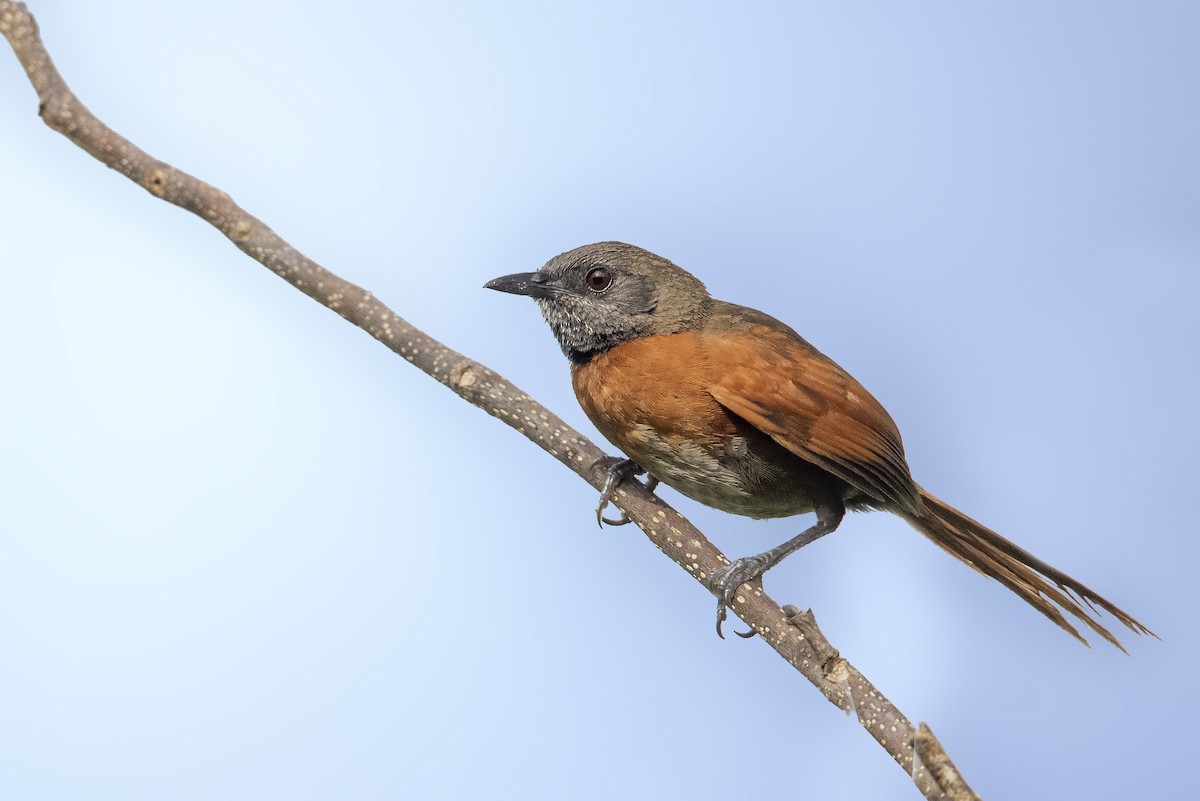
<box><xmin>710</xmin><ymin>554</ymin><xmax>773</xmax><ymax>638</ymax></box>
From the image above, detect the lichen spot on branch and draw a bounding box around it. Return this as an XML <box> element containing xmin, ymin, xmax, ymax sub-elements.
<box><xmin>233</xmin><ymin>218</ymin><xmax>253</xmax><ymax>241</ymax></box>
<box><xmin>146</xmin><ymin>168</ymin><xmax>168</xmax><ymax>198</ymax></box>
<box><xmin>451</xmin><ymin>361</ymin><xmax>479</xmax><ymax>390</ymax></box>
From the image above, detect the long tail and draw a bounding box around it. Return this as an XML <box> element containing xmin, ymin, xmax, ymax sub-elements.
<box><xmin>904</xmin><ymin>486</ymin><xmax>1154</xmax><ymax>651</ymax></box>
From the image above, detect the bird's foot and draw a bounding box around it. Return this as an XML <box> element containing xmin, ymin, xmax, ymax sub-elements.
<box><xmin>593</xmin><ymin>457</ymin><xmax>650</xmax><ymax>527</ymax></box>
<box><xmin>601</xmin><ymin>476</ymin><xmax>660</xmax><ymax>526</ymax></box>
<box><xmin>711</xmin><ymin>554</ymin><xmax>772</xmax><ymax>639</ymax></box>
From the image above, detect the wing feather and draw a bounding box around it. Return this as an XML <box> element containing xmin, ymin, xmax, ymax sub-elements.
<box><xmin>704</xmin><ymin>324</ymin><xmax>920</xmax><ymax>513</ymax></box>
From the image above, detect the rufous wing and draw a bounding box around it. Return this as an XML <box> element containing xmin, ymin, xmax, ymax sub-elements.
<box><xmin>705</xmin><ymin>326</ymin><xmax>921</xmax><ymax>513</ymax></box>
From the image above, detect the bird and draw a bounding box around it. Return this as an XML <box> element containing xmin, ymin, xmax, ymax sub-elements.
<box><xmin>485</xmin><ymin>241</ymin><xmax>1152</xmax><ymax>649</ymax></box>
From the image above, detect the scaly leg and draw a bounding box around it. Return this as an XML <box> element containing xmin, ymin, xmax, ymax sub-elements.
<box><xmin>711</xmin><ymin>499</ymin><xmax>846</xmax><ymax>638</ymax></box>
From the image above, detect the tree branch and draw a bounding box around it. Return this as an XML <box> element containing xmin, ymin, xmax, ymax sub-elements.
<box><xmin>1</xmin><ymin>3</ymin><xmax>978</xmax><ymax>798</ymax></box>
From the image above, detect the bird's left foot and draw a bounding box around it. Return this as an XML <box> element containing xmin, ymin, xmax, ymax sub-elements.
<box><xmin>710</xmin><ymin>555</ymin><xmax>772</xmax><ymax>639</ymax></box>
<box><xmin>601</xmin><ymin>476</ymin><xmax>659</xmax><ymax>526</ymax></box>
<box><xmin>594</xmin><ymin>458</ymin><xmax>656</xmax><ymax>527</ymax></box>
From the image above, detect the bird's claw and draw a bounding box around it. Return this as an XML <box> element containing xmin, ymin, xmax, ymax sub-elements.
<box><xmin>594</xmin><ymin>458</ymin><xmax>657</xmax><ymax>528</ymax></box>
<box><xmin>711</xmin><ymin>555</ymin><xmax>772</xmax><ymax>639</ymax></box>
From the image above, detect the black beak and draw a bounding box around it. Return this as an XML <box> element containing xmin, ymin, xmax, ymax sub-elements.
<box><xmin>484</xmin><ymin>271</ymin><xmax>555</xmax><ymax>299</ymax></box>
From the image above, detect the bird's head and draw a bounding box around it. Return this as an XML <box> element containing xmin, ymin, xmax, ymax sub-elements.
<box><xmin>485</xmin><ymin>241</ymin><xmax>711</xmax><ymax>362</ymax></box>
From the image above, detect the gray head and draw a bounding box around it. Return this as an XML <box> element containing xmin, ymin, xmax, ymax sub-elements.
<box><xmin>485</xmin><ymin>242</ymin><xmax>712</xmax><ymax>362</ymax></box>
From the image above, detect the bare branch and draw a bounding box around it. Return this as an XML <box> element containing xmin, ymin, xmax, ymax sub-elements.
<box><xmin>914</xmin><ymin>723</ymin><xmax>983</xmax><ymax>801</ymax></box>
<box><xmin>1</xmin><ymin>3</ymin><xmax>973</xmax><ymax>797</ymax></box>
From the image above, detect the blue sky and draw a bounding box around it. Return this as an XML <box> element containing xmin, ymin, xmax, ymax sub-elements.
<box><xmin>1</xmin><ymin>1</ymin><xmax>1196</xmax><ymax>798</ymax></box>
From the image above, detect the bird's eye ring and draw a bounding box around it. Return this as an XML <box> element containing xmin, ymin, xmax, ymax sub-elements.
<box><xmin>586</xmin><ymin>267</ymin><xmax>613</xmax><ymax>292</ymax></box>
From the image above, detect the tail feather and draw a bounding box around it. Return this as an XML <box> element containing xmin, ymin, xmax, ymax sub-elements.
<box><xmin>905</xmin><ymin>487</ymin><xmax>1154</xmax><ymax>651</ymax></box>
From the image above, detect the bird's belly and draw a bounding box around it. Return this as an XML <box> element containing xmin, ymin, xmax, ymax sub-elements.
<box><xmin>623</xmin><ymin>424</ymin><xmax>819</xmax><ymax>520</ymax></box>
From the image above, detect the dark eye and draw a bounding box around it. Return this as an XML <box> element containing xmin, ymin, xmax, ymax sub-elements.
<box><xmin>586</xmin><ymin>267</ymin><xmax>612</xmax><ymax>292</ymax></box>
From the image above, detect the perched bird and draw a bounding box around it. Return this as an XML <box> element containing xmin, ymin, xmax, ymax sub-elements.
<box><xmin>486</xmin><ymin>241</ymin><xmax>1151</xmax><ymax>648</ymax></box>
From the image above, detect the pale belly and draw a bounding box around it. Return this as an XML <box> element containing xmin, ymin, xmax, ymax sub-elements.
<box><xmin>620</xmin><ymin>422</ymin><xmax>832</xmax><ymax>520</ymax></box>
